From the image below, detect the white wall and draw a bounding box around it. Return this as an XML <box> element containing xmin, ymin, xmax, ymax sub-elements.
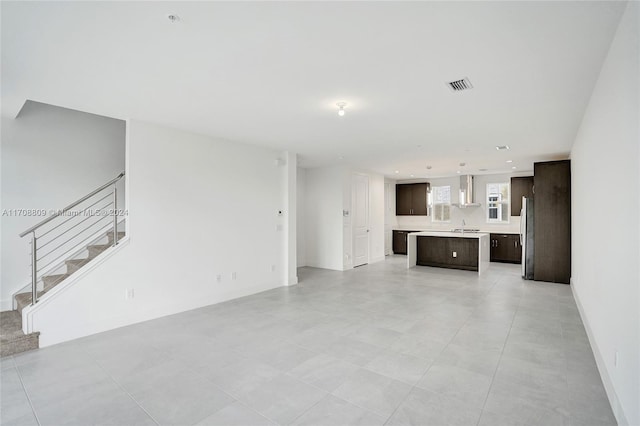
<box><xmin>303</xmin><ymin>166</ymin><xmax>344</xmax><ymax>271</ymax></box>
<box><xmin>26</xmin><ymin>120</ymin><xmax>288</xmax><ymax>346</ymax></box>
<box><xmin>296</xmin><ymin>167</ymin><xmax>307</xmax><ymax>267</ymax></box>
<box><xmin>570</xmin><ymin>3</ymin><xmax>639</xmax><ymax>425</ymax></box>
<box><xmin>0</xmin><ymin>101</ymin><xmax>125</xmax><ymax>310</ymax></box>
<box><xmin>302</xmin><ymin>166</ymin><xmax>385</xmax><ymax>271</ymax></box>
<box><xmin>384</xmin><ymin>179</ymin><xmax>396</xmax><ymax>255</ymax></box>
<box><xmin>394</xmin><ymin>173</ymin><xmax>525</xmax><ymax>234</ymax></box>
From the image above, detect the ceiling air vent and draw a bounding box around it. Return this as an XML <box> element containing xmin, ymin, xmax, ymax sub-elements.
<box><xmin>447</xmin><ymin>78</ymin><xmax>473</xmax><ymax>92</ymax></box>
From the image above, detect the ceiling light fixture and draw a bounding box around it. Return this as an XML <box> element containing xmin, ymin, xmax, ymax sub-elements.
<box><xmin>506</xmin><ymin>160</ymin><xmax>513</xmax><ymax>163</ymax></box>
<box><xmin>336</xmin><ymin>102</ymin><xmax>347</xmax><ymax>117</ymax></box>
<box><xmin>394</xmin><ymin>170</ymin><xmax>399</xmax><ymax>174</ymax></box>
<box><xmin>512</xmin><ymin>166</ymin><xmax>517</xmax><ymax>169</ymax></box>
<box><xmin>167</xmin><ymin>14</ymin><xmax>180</xmax><ymax>23</ymax></box>
<box><xmin>496</xmin><ymin>145</ymin><xmax>510</xmax><ymax>151</ymax></box>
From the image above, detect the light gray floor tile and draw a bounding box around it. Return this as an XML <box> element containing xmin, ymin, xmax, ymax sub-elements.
<box><xmin>483</xmin><ymin>378</ymin><xmax>567</xmax><ymax>426</ymax></box>
<box><xmin>0</xmin><ymin>258</ymin><xmax>614</xmax><ymax>426</ymax></box>
<box><xmin>0</xmin><ymin>367</ymin><xmax>37</xmax><ymax>426</ymax></box>
<box><xmin>364</xmin><ymin>350</ymin><xmax>432</xmax><ymax>385</ymax></box>
<box><xmin>416</xmin><ymin>363</ymin><xmax>493</xmax><ymax>409</ymax></box>
<box><xmin>250</xmin><ymin>340</ymin><xmax>319</xmax><ymax>371</ymax></box>
<box><xmin>203</xmin><ymin>357</ymin><xmax>281</xmax><ymax>399</ymax></box>
<box><xmin>195</xmin><ymin>401</ymin><xmax>276</xmax><ymax>426</ymax></box>
<box><xmin>387</xmin><ymin>387</ymin><xmax>482</xmax><ymax>426</ymax></box>
<box><xmin>387</xmin><ymin>334</ymin><xmax>448</xmax><ymax>360</ymax></box>
<box><xmin>287</xmin><ymin>353</ymin><xmax>359</xmax><ymax>392</ymax></box>
<box><xmin>133</xmin><ymin>377</ymin><xmax>234</xmax><ymax>425</ymax></box>
<box><xmin>34</xmin><ymin>378</ymin><xmax>156</xmax><ymax>426</ymax></box>
<box><xmin>477</xmin><ymin>409</ymin><xmax>529</xmax><ymax>426</ymax></box>
<box><xmin>292</xmin><ymin>394</ymin><xmax>386</xmax><ymax>426</ymax></box>
<box><xmin>433</xmin><ymin>343</ymin><xmax>502</xmax><ymax>377</ymax></box>
<box><xmin>332</xmin><ymin>368</ymin><xmax>412</xmax><ymax>418</ymax></box>
<box><xmin>321</xmin><ymin>336</ymin><xmax>383</xmax><ymax>366</ymax></box>
<box><xmin>236</xmin><ymin>374</ymin><xmax>327</xmax><ymax>425</ymax></box>
<box><xmin>346</xmin><ymin>325</ymin><xmax>403</xmax><ymax>348</ymax></box>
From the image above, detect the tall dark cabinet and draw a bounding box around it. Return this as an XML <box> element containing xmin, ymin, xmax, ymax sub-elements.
<box><xmin>534</xmin><ymin>160</ymin><xmax>571</xmax><ymax>284</ymax></box>
<box><xmin>510</xmin><ymin>176</ymin><xmax>534</xmax><ymax>216</ymax></box>
<box><xmin>396</xmin><ymin>183</ymin><xmax>429</xmax><ymax>216</ymax></box>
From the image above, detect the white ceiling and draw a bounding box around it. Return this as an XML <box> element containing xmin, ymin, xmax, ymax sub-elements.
<box><xmin>1</xmin><ymin>1</ymin><xmax>626</xmax><ymax>179</ymax></box>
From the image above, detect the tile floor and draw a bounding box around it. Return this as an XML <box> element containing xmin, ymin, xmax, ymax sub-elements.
<box><xmin>0</xmin><ymin>256</ymin><xmax>617</xmax><ymax>426</ymax></box>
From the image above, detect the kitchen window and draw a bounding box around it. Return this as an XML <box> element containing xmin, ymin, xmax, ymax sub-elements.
<box><xmin>431</xmin><ymin>185</ymin><xmax>451</xmax><ymax>222</ymax></box>
<box><xmin>486</xmin><ymin>182</ymin><xmax>509</xmax><ymax>223</ymax></box>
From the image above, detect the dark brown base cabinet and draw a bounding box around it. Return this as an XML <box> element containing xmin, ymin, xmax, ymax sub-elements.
<box><xmin>416</xmin><ymin>236</ymin><xmax>479</xmax><ymax>271</ymax></box>
<box><xmin>534</xmin><ymin>160</ymin><xmax>571</xmax><ymax>284</ymax></box>
<box><xmin>490</xmin><ymin>233</ymin><xmax>522</xmax><ymax>263</ymax></box>
<box><xmin>392</xmin><ymin>230</ymin><xmax>420</xmax><ymax>255</ymax></box>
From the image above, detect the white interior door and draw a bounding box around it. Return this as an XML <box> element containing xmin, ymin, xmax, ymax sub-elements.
<box><xmin>353</xmin><ymin>174</ymin><xmax>370</xmax><ymax>267</ymax></box>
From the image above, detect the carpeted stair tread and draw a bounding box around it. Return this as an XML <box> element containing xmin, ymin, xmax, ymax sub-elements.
<box><xmin>0</xmin><ymin>310</ymin><xmax>39</xmax><ymax>357</ymax></box>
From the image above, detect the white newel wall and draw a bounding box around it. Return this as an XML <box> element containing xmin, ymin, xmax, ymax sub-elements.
<box><xmin>296</xmin><ymin>167</ymin><xmax>307</xmax><ymax>267</ymax></box>
<box><xmin>25</xmin><ymin>120</ymin><xmax>289</xmax><ymax>346</ymax></box>
<box><xmin>0</xmin><ymin>101</ymin><xmax>125</xmax><ymax>310</ymax></box>
<box><xmin>570</xmin><ymin>3</ymin><xmax>639</xmax><ymax>425</ymax></box>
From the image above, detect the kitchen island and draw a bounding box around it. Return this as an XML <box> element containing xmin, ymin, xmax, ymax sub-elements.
<box><xmin>406</xmin><ymin>231</ymin><xmax>490</xmax><ymax>274</ymax></box>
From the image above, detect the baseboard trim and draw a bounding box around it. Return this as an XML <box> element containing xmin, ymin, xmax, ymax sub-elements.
<box><xmin>571</xmin><ymin>279</ymin><xmax>630</xmax><ymax>426</ymax></box>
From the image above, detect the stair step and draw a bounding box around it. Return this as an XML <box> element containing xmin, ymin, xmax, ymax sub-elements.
<box><xmin>65</xmin><ymin>258</ymin><xmax>90</xmax><ymax>274</ymax></box>
<box><xmin>0</xmin><ymin>329</ymin><xmax>40</xmax><ymax>357</ymax></box>
<box><xmin>87</xmin><ymin>243</ymin><xmax>111</xmax><ymax>258</ymax></box>
<box><xmin>14</xmin><ymin>292</ymin><xmax>43</xmax><ymax>314</ymax></box>
<box><xmin>42</xmin><ymin>274</ymin><xmax>71</xmax><ymax>292</ymax></box>
<box><xmin>0</xmin><ymin>311</ymin><xmax>40</xmax><ymax>356</ymax></box>
<box><xmin>106</xmin><ymin>231</ymin><xmax>125</xmax><ymax>243</ymax></box>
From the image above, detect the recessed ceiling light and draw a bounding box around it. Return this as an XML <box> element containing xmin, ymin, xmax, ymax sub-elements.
<box><xmin>456</xmin><ymin>170</ymin><xmax>461</xmax><ymax>174</ymax></box>
<box><xmin>426</xmin><ymin>165</ymin><xmax>432</xmax><ymax>170</ymax></box>
<box><xmin>512</xmin><ymin>166</ymin><xmax>517</xmax><ymax>169</ymax></box>
<box><xmin>459</xmin><ymin>162</ymin><xmax>466</xmax><ymax>167</ymax></box>
<box><xmin>394</xmin><ymin>170</ymin><xmax>399</xmax><ymax>174</ymax></box>
<box><xmin>336</xmin><ymin>102</ymin><xmax>347</xmax><ymax>117</ymax></box>
<box><xmin>167</xmin><ymin>14</ymin><xmax>180</xmax><ymax>22</ymax></box>
<box><xmin>506</xmin><ymin>160</ymin><xmax>513</xmax><ymax>163</ymax></box>
<box><xmin>410</xmin><ymin>174</ymin><xmax>414</xmax><ymax>177</ymax></box>
<box><xmin>496</xmin><ymin>145</ymin><xmax>510</xmax><ymax>150</ymax></box>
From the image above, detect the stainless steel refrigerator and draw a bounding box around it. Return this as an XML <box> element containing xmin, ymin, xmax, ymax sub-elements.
<box><xmin>520</xmin><ymin>197</ymin><xmax>534</xmax><ymax>280</ymax></box>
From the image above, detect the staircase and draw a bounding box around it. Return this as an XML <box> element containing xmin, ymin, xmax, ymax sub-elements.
<box><xmin>1</xmin><ymin>172</ymin><xmax>125</xmax><ymax>357</ymax></box>
<box><xmin>13</xmin><ymin>231</ymin><xmax>125</xmax><ymax>313</ymax></box>
<box><xmin>1</xmin><ymin>230</ymin><xmax>124</xmax><ymax>357</ymax></box>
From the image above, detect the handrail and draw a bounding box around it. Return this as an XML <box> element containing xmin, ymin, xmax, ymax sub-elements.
<box><xmin>19</xmin><ymin>171</ymin><xmax>125</xmax><ymax>237</ymax></box>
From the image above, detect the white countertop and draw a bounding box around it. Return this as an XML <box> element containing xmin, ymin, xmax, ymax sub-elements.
<box><xmin>394</xmin><ymin>227</ymin><xmax>517</xmax><ymax>235</ymax></box>
<box><xmin>407</xmin><ymin>231</ymin><xmax>489</xmax><ymax>239</ymax></box>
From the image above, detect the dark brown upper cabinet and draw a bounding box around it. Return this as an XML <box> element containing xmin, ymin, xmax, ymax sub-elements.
<box><xmin>534</xmin><ymin>160</ymin><xmax>571</xmax><ymax>284</ymax></box>
<box><xmin>396</xmin><ymin>183</ymin><xmax>429</xmax><ymax>216</ymax></box>
<box><xmin>510</xmin><ymin>176</ymin><xmax>534</xmax><ymax>216</ymax></box>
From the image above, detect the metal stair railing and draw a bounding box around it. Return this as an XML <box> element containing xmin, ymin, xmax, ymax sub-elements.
<box><xmin>18</xmin><ymin>171</ymin><xmax>125</xmax><ymax>306</ymax></box>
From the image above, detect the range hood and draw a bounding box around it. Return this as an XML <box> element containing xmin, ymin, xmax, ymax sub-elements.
<box><xmin>452</xmin><ymin>175</ymin><xmax>481</xmax><ymax>208</ymax></box>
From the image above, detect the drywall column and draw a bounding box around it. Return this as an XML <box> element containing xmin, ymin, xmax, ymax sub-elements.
<box><xmin>283</xmin><ymin>151</ymin><xmax>298</xmax><ymax>285</ymax></box>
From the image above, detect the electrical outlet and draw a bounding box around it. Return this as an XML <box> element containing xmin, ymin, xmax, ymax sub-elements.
<box><xmin>231</xmin><ymin>272</ymin><xmax>237</xmax><ymax>280</ymax></box>
<box><xmin>216</xmin><ymin>274</ymin><xmax>222</xmax><ymax>283</ymax></box>
<box><xmin>125</xmin><ymin>289</ymin><xmax>134</xmax><ymax>300</ymax></box>
<box><xmin>452</xmin><ymin>251</ymin><xmax>457</xmax><ymax>258</ymax></box>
